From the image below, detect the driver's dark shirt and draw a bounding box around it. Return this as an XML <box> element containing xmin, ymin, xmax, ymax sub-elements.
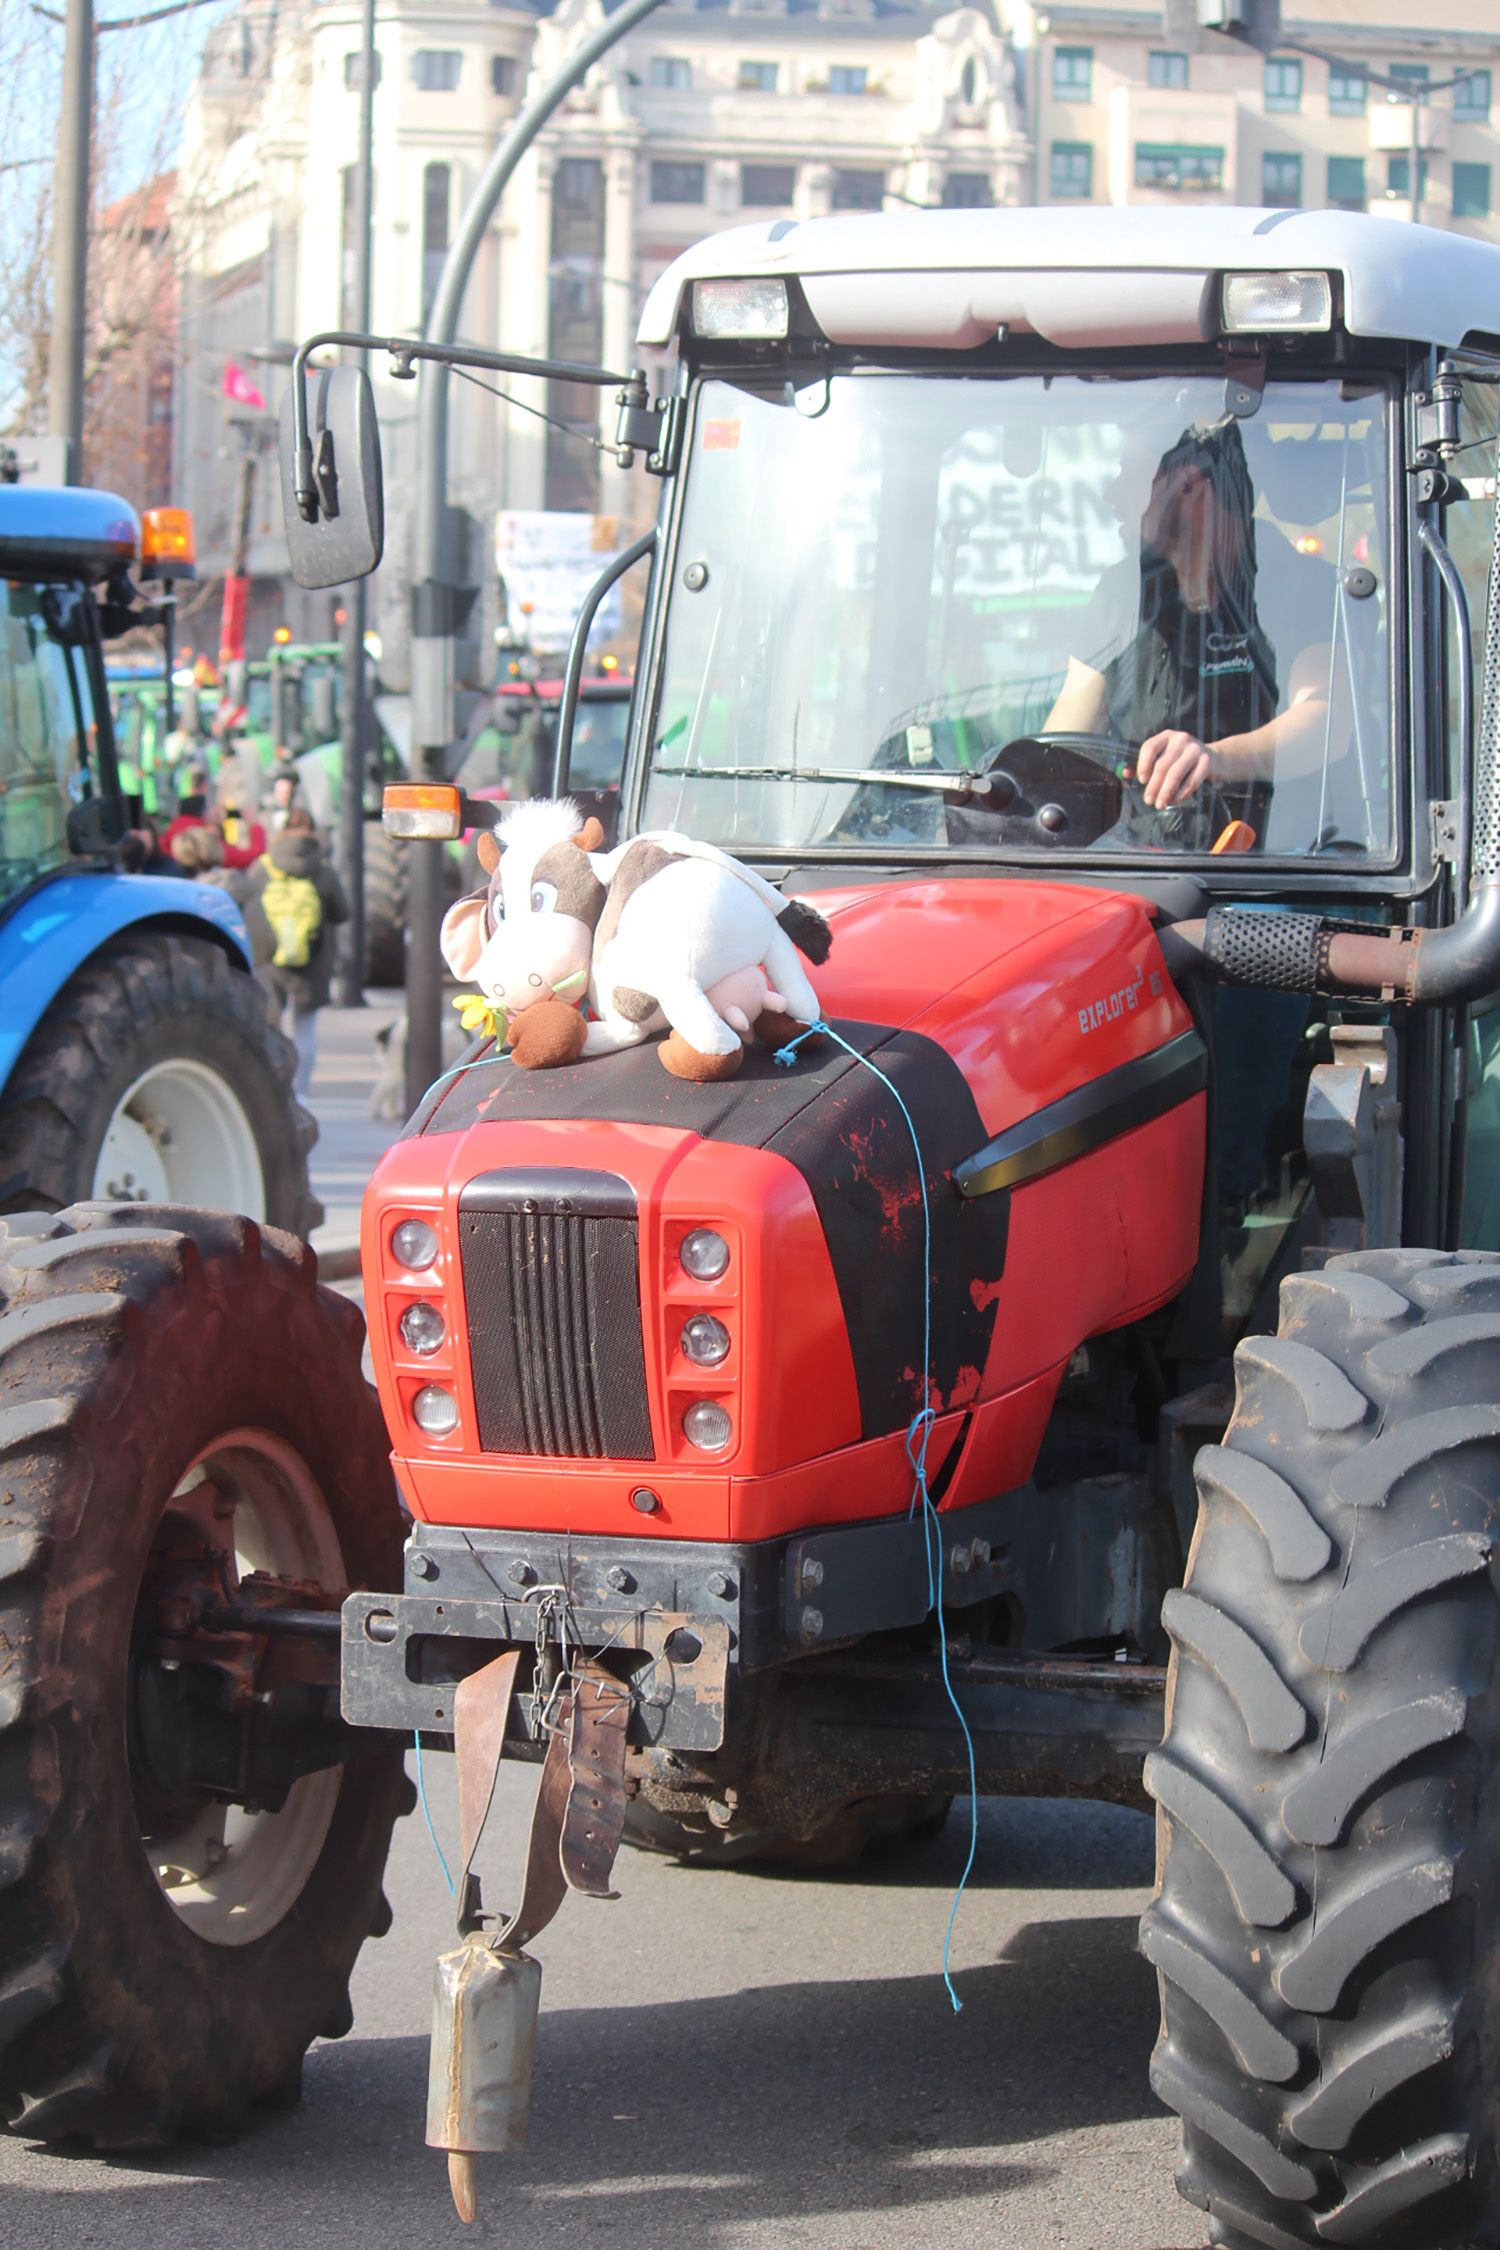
<box><xmin>1088</xmin><ymin>555</ymin><xmax>1279</xmax><ymax>748</ymax></box>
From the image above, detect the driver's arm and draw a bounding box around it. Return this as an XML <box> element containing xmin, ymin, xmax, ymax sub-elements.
<box><xmin>1137</xmin><ymin>644</ymin><xmax>1332</xmax><ymax>810</ymax></box>
<box><xmin>1041</xmin><ymin>656</ymin><xmax>1110</xmax><ymax>737</ymax></box>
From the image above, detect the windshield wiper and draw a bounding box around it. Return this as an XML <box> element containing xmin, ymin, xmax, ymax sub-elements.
<box><xmin>652</xmin><ymin>760</ymin><xmax>1006</xmax><ymax>801</ymax></box>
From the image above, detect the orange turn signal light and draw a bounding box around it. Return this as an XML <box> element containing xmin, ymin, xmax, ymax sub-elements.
<box><xmin>140</xmin><ymin>506</ymin><xmax>196</xmax><ymax>579</ymax></box>
<box><xmin>384</xmin><ymin>783</ymin><xmax>464</xmax><ymax>841</ymax></box>
<box><xmin>273</xmin><ymin>625</ymin><xmax>292</xmax><ymax>644</ymax></box>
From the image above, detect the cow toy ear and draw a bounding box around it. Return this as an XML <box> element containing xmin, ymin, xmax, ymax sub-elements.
<box><xmin>574</xmin><ymin>817</ymin><xmax>606</xmax><ymax>853</ymax></box>
<box><xmin>477</xmin><ymin>831</ymin><xmax>502</xmax><ymax>874</ymax></box>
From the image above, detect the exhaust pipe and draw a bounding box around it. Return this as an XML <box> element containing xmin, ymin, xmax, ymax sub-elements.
<box><xmin>1169</xmin><ymin>458</ymin><xmax>1500</xmax><ymax>1010</ymax></box>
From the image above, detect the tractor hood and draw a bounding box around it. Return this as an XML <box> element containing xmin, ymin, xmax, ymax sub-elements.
<box><xmin>401</xmin><ymin>876</ymin><xmax>1202</xmax><ymax>1462</ymax></box>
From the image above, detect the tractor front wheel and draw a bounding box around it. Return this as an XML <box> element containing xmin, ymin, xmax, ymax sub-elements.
<box><xmin>0</xmin><ymin>1205</ymin><xmax>409</xmax><ymax>2148</ymax></box>
<box><xmin>1147</xmin><ymin>1249</ymin><xmax>1500</xmax><ymax>2249</ymax></box>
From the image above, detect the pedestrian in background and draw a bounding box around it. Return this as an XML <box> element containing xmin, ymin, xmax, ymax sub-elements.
<box><xmin>247</xmin><ymin>807</ymin><xmax>349</xmax><ymax>1097</ymax></box>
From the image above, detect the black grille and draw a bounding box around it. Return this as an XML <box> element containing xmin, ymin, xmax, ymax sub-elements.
<box><xmin>458</xmin><ymin>1169</ymin><xmax>654</xmax><ymax>1460</ymax></box>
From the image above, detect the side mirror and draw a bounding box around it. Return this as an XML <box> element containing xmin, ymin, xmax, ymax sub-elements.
<box><xmin>309</xmin><ymin>673</ymin><xmax>338</xmax><ymax>741</ymax></box>
<box><xmin>278</xmin><ymin>365</ymin><xmax>384</xmax><ymax>590</ymax></box>
<box><xmin>179</xmin><ymin>683</ymin><xmax>200</xmax><ymax>736</ymax></box>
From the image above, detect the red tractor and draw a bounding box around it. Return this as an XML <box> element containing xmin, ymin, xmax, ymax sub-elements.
<box><xmin>6</xmin><ymin>206</ymin><xmax>1500</xmax><ymax>2250</ymax></box>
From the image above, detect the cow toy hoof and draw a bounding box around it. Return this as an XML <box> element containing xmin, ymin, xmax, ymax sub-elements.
<box><xmin>508</xmin><ymin>1001</ymin><xmax>588</xmax><ymax>1070</ymax></box>
<box><xmin>659</xmin><ymin>1033</ymin><xmax>744</xmax><ymax>1082</ymax></box>
<box><xmin>753</xmin><ymin>1010</ymin><xmax>820</xmax><ymax>1051</ymax></box>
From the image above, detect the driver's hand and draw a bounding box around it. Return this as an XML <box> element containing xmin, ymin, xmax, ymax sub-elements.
<box><xmin>1137</xmin><ymin>729</ymin><xmax>1212</xmax><ymax>809</ymax></box>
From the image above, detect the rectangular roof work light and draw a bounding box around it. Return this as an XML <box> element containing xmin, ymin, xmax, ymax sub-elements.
<box><xmin>1221</xmin><ymin>270</ymin><xmax>1333</xmax><ymax>334</ymax></box>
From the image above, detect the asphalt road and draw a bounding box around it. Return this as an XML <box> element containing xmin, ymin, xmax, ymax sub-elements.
<box><xmin>0</xmin><ymin>1763</ymin><xmax>1203</xmax><ymax>2250</ymax></box>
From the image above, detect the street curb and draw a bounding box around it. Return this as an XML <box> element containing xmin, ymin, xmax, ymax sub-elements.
<box><xmin>313</xmin><ymin>1237</ymin><xmax>363</xmax><ymax>1281</ymax></box>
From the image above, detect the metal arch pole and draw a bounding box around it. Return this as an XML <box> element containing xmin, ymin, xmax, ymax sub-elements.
<box><xmin>404</xmin><ymin>0</ymin><xmax>669</xmax><ymax>1112</ymax></box>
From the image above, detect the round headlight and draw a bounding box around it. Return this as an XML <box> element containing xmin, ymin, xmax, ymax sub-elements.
<box><xmin>392</xmin><ymin>1217</ymin><xmax>439</xmax><ymax>1271</ymax></box>
<box><xmin>681</xmin><ymin>1313</ymin><xmax>730</xmax><ymax>1367</ymax></box>
<box><xmin>399</xmin><ymin>1301</ymin><xmax>446</xmax><ymax>1356</ymax></box>
<box><xmin>683</xmin><ymin>1400</ymin><xmax>732</xmax><ymax>1453</ymax></box>
<box><xmin>412</xmin><ymin>1384</ymin><xmax>459</xmax><ymax>1435</ymax></box>
<box><xmin>679</xmin><ymin>1228</ymin><xmax>729</xmax><ymax>1282</ymax></box>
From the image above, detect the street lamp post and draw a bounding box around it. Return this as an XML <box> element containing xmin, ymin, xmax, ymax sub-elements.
<box><xmin>48</xmin><ymin>0</ymin><xmax>93</xmax><ymax>484</ymax></box>
<box><xmin>402</xmin><ymin>0</ymin><xmax>670</xmax><ymax>1109</ymax></box>
<box><xmin>334</xmin><ymin>0</ymin><xmax>377</xmax><ymax>1007</ymax></box>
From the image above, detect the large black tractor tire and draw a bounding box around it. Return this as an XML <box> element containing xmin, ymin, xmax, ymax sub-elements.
<box><xmin>0</xmin><ymin>933</ymin><xmax>319</xmax><ymax>1237</ymax></box>
<box><xmin>1145</xmin><ymin>1249</ymin><xmax>1500</xmax><ymax>2250</ymax></box>
<box><xmin>0</xmin><ymin>1205</ymin><xmax>410</xmax><ymax>2148</ymax></box>
<box><xmin>362</xmin><ymin>824</ymin><xmax>408</xmax><ymax>989</ymax></box>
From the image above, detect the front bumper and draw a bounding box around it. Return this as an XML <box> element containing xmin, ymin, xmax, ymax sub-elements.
<box><xmin>340</xmin><ymin>1489</ymin><xmax>1026</xmax><ymax>1752</ymax></box>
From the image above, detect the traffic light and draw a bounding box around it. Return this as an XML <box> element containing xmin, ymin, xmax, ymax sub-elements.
<box><xmin>1163</xmin><ymin>0</ymin><xmax>1281</xmax><ymax>52</ymax></box>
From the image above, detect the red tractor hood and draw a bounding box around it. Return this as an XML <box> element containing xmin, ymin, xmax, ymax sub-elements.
<box><xmin>806</xmin><ymin>876</ymin><xmax>1192</xmax><ymax>1138</ymax></box>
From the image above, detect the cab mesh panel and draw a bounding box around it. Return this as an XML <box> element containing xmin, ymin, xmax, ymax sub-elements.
<box><xmin>1475</xmin><ymin>469</ymin><xmax>1500</xmax><ymax>883</ymax></box>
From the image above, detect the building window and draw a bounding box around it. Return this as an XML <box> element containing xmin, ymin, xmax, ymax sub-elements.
<box><xmin>830</xmin><ymin>167</ymin><xmax>885</xmax><ymax>210</ymax></box>
<box><xmin>741</xmin><ymin>163</ymin><xmax>795</xmax><ymax>205</ymax></box>
<box><xmin>738</xmin><ymin>61</ymin><xmax>777</xmax><ymax>91</ymax></box>
<box><xmin>422</xmin><ymin>161</ymin><xmax>450</xmax><ymax>323</ymax></box>
<box><xmin>649</xmin><ymin>55</ymin><xmax>690</xmax><ymax>88</ymax></box>
<box><xmin>1052</xmin><ymin>142</ymin><xmax>1097</xmax><ymax>198</ymax></box>
<box><xmin>942</xmin><ymin>170</ymin><xmax>991</xmax><ymax>207</ymax></box>
<box><xmin>1387</xmin><ymin>63</ymin><xmax>1429</xmax><ymax>90</ymax></box>
<box><xmin>1454</xmin><ymin>69</ymin><xmax>1492</xmax><ymax>122</ymax></box>
<box><xmin>1326</xmin><ymin>153</ymin><xmax>1366</xmax><ymax>210</ymax></box>
<box><xmin>1134</xmin><ymin>142</ymin><xmax>1224</xmax><ymax>190</ymax></box>
<box><xmin>412</xmin><ymin>49</ymin><xmax>462</xmax><ymax>91</ymax></box>
<box><xmin>1264</xmin><ymin>57</ymin><xmax>1302</xmax><ymax>113</ymax></box>
<box><xmin>829</xmin><ymin>65</ymin><xmax>868</xmax><ymax>95</ymax></box>
<box><xmin>1262</xmin><ymin>151</ymin><xmax>1303</xmax><ymax>204</ymax></box>
<box><xmin>1453</xmin><ymin>161</ymin><xmax>1492</xmax><ymax>219</ymax></box>
<box><xmin>1049</xmin><ymin>142</ymin><xmax>1093</xmax><ymax>198</ymax></box>
<box><xmin>342</xmin><ymin>50</ymin><xmax>381</xmax><ymax>89</ymax></box>
<box><xmin>1386</xmin><ymin>153</ymin><xmax>1431</xmax><ymax>201</ymax></box>
<box><xmin>1148</xmin><ymin>50</ymin><xmax>1188</xmax><ymax>90</ymax></box>
<box><xmin>1052</xmin><ymin>45</ymin><xmax>1092</xmax><ymax>102</ymax></box>
<box><xmin>1328</xmin><ymin>63</ymin><xmax>1366</xmax><ymax>115</ymax></box>
<box><xmin>650</xmin><ymin>160</ymin><xmax>706</xmax><ymax>204</ymax></box>
<box><xmin>490</xmin><ymin>54</ymin><xmax>515</xmax><ymax>95</ymax></box>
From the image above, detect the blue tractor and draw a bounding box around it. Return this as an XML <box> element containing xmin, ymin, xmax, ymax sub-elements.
<box><xmin>0</xmin><ymin>483</ymin><xmax>317</xmax><ymax>1231</ymax></box>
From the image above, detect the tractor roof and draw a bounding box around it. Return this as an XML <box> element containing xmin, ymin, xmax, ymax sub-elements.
<box><xmin>638</xmin><ymin>205</ymin><xmax>1500</xmax><ymax>355</ymax></box>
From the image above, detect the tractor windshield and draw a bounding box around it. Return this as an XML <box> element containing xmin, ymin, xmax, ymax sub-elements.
<box><xmin>0</xmin><ymin>579</ymin><xmax>97</xmax><ymax>905</ymax></box>
<box><xmin>644</xmin><ymin>370</ymin><xmax>1394</xmax><ymax>863</ymax></box>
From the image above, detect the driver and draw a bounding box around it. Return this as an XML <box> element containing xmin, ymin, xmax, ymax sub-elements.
<box><xmin>1044</xmin><ymin>417</ymin><xmax>1330</xmax><ymax>817</ymax></box>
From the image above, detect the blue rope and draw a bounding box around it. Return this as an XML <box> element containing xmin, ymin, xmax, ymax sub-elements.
<box><xmin>414</xmin><ymin>1732</ymin><xmax>456</xmax><ymax>1895</ymax></box>
<box><xmin>775</xmin><ymin>1022</ymin><xmax>979</xmax><ymax>2013</ymax></box>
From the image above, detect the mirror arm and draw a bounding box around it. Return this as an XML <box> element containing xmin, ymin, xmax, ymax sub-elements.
<box><xmin>552</xmin><ymin>529</ymin><xmax>658</xmax><ymax>798</ymax></box>
<box><xmin>290</xmin><ymin>330</ymin><xmax>638</xmax><ymax>522</ymax></box>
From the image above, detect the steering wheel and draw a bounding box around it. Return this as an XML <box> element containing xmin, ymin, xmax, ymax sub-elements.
<box><xmin>948</xmin><ymin>730</ymin><xmax>1142</xmax><ymax>851</ymax></box>
<box><xmin>958</xmin><ymin>731</ymin><xmax>1259</xmax><ymax>854</ymax></box>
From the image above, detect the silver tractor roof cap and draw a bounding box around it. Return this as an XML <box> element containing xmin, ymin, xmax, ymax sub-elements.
<box><xmin>639</xmin><ymin>205</ymin><xmax>1500</xmax><ymax>355</ymax></box>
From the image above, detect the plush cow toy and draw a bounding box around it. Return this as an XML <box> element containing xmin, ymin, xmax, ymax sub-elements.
<box><xmin>439</xmin><ymin>798</ymin><xmax>831</xmax><ymax>1080</ymax></box>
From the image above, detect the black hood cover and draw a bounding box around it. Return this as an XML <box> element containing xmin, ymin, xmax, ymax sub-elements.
<box><xmin>409</xmin><ymin>1023</ymin><xmax>1007</xmax><ymax>1442</ymax></box>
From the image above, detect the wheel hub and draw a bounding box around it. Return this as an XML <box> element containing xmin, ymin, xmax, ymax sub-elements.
<box><xmin>130</xmin><ymin>1434</ymin><xmax>349</xmax><ymax>1946</ymax></box>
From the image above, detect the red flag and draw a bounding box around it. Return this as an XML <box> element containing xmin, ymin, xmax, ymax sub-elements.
<box><xmin>223</xmin><ymin>362</ymin><xmax>268</xmax><ymax>410</ymax></box>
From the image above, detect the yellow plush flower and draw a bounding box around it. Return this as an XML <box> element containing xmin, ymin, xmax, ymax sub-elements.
<box><xmin>452</xmin><ymin>993</ymin><xmax>505</xmax><ymax>1042</ymax></box>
